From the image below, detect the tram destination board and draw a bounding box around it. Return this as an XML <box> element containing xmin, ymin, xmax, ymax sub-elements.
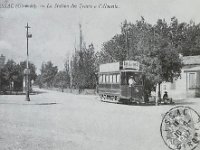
<box><xmin>122</xmin><ymin>60</ymin><xmax>140</xmax><ymax>70</ymax></box>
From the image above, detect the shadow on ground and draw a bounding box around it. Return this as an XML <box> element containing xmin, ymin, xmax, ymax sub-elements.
<box><xmin>32</xmin><ymin>90</ymin><xmax>47</xmax><ymax>95</ymax></box>
<box><xmin>111</xmin><ymin>100</ymin><xmax>196</xmax><ymax>106</ymax></box>
<box><xmin>0</xmin><ymin>102</ymin><xmax>58</xmax><ymax>106</ymax></box>
<box><xmin>172</xmin><ymin>101</ymin><xmax>196</xmax><ymax>105</ymax></box>
<box><xmin>0</xmin><ymin>90</ymin><xmax>47</xmax><ymax>96</ymax></box>
<box><xmin>28</xmin><ymin>102</ymin><xmax>58</xmax><ymax>105</ymax></box>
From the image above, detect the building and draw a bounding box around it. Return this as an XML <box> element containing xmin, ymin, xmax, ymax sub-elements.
<box><xmin>160</xmin><ymin>55</ymin><xmax>200</xmax><ymax>99</ymax></box>
<box><xmin>0</xmin><ymin>54</ymin><xmax>5</xmax><ymax>69</ymax></box>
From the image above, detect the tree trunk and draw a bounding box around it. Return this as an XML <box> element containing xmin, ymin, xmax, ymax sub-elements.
<box><xmin>158</xmin><ymin>82</ymin><xmax>161</xmax><ymax>102</ymax></box>
<box><xmin>9</xmin><ymin>82</ymin><xmax>12</xmax><ymax>94</ymax></box>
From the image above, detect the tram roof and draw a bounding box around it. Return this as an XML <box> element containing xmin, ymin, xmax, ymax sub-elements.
<box><xmin>99</xmin><ymin>69</ymin><xmax>142</xmax><ymax>74</ymax></box>
<box><xmin>120</xmin><ymin>70</ymin><xmax>142</xmax><ymax>73</ymax></box>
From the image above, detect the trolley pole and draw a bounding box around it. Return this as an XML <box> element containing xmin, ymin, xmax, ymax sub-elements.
<box><xmin>25</xmin><ymin>23</ymin><xmax>32</xmax><ymax>101</ymax></box>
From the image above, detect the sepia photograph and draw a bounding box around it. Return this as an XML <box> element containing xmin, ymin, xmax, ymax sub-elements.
<box><xmin>0</xmin><ymin>0</ymin><xmax>200</xmax><ymax>149</ymax></box>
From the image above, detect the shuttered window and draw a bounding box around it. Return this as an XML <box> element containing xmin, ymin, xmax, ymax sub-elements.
<box><xmin>189</xmin><ymin>73</ymin><xmax>196</xmax><ymax>89</ymax></box>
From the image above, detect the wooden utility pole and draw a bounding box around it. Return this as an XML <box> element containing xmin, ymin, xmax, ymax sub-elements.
<box><xmin>25</xmin><ymin>23</ymin><xmax>32</xmax><ymax>101</ymax></box>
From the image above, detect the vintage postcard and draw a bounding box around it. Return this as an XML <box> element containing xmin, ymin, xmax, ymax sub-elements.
<box><xmin>0</xmin><ymin>0</ymin><xmax>200</xmax><ymax>150</ymax></box>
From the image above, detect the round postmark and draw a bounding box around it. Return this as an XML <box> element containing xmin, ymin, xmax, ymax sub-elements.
<box><xmin>160</xmin><ymin>106</ymin><xmax>200</xmax><ymax>150</ymax></box>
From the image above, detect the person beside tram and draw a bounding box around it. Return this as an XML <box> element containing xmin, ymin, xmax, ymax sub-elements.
<box><xmin>163</xmin><ymin>91</ymin><xmax>173</xmax><ymax>104</ymax></box>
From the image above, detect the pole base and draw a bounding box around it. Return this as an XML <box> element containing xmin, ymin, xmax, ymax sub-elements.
<box><xmin>25</xmin><ymin>97</ymin><xmax>30</xmax><ymax>101</ymax></box>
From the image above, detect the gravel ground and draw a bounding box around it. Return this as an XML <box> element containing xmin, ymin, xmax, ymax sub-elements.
<box><xmin>0</xmin><ymin>88</ymin><xmax>200</xmax><ymax>150</ymax></box>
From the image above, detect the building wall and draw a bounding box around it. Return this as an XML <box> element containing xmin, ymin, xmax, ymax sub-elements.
<box><xmin>160</xmin><ymin>65</ymin><xmax>200</xmax><ymax>100</ymax></box>
<box><xmin>160</xmin><ymin>69</ymin><xmax>187</xmax><ymax>100</ymax></box>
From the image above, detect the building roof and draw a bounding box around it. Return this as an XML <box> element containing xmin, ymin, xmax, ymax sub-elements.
<box><xmin>182</xmin><ymin>55</ymin><xmax>200</xmax><ymax>65</ymax></box>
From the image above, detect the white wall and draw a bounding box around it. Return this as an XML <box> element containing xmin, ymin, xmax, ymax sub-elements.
<box><xmin>159</xmin><ymin>69</ymin><xmax>187</xmax><ymax>100</ymax></box>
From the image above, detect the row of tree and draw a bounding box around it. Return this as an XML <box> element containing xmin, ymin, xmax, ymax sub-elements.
<box><xmin>67</xmin><ymin>43</ymin><xmax>97</xmax><ymax>90</ymax></box>
<box><xmin>35</xmin><ymin>61</ymin><xmax>70</xmax><ymax>91</ymax></box>
<box><xmin>35</xmin><ymin>17</ymin><xmax>200</xmax><ymax>98</ymax></box>
<box><xmin>0</xmin><ymin>59</ymin><xmax>37</xmax><ymax>93</ymax></box>
<box><xmin>35</xmin><ymin>43</ymin><xmax>97</xmax><ymax>92</ymax></box>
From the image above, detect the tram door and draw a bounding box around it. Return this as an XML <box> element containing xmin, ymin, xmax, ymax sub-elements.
<box><xmin>121</xmin><ymin>72</ymin><xmax>143</xmax><ymax>102</ymax></box>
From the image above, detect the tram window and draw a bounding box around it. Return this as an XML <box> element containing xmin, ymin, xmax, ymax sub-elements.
<box><xmin>103</xmin><ymin>75</ymin><xmax>106</xmax><ymax>83</ymax></box>
<box><xmin>106</xmin><ymin>75</ymin><xmax>109</xmax><ymax>83</ymax></box>
<box><xmin>113</xmin><ymin>75</ymin><xmax>116</xmax><ymax>83</ymax></box>
<box><xmin>116</xmin><ymin>74</ymin><xmax>120</xmax><ymax>83</ymax></box>
<box><xmin>134</xmin><ymin>74</ymin><xmax>142</xmax><ymax>85</ymax></box>
<box><xmin>121</xmin><ymin>72</ymin><xmax>142</xmax><ymax>85</ymax></box>
<box><xmin>109</xmin><ymin>75</ymin><xmax>113</xmax><ymax>83</ymax></box>
<box><xmin>121</xmin><ymin>72</ymin><xmax>127</xmax><ymax>85</ymax></box>
<box><xmin>99</xmin><ymin>75</ymin><xmax>102</xmax><ymax>83</ymax></box>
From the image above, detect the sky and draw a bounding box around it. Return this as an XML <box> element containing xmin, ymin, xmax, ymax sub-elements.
<box><xmin>0</xmin><ymin>0</ymin><xmax>200</xmax><ymax>73</ymax></box>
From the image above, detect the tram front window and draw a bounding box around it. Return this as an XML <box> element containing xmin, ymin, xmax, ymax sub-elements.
<box><xmin>121</xmin><ymin>72</ymin><xmax>143</xmax><ymax>85</ymax></box>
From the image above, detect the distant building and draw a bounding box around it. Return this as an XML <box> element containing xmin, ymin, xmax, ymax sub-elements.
<box><xmin>0</xmin><ymin>54</ymin><xmax>6</xmax><ymax>69</ymax></box>
<box><xmin>160</xmin><ymin>55</ymin><xmax>200</xmax><ymax>99</ymax></box>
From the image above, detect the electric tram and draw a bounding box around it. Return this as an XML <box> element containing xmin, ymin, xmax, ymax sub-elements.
<box><xmin>98</xmin><ymin>60</ymin><xmax>144</xmax><ymax>104</ymax></box>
